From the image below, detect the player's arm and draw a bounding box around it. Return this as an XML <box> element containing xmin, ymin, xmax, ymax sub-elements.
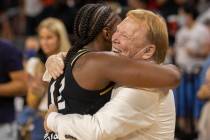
<box><xmin>87</xmin><ymin>52</ymin><xmax>180</xmax><ymax>88</ymax></box>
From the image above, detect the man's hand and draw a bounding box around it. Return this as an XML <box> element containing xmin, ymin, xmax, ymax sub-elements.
<box><xmin>45</xmin><ymin>52</ymin><xmax>66</xmax><ymax>79</ymax></box>
<box><xmin>44</xmin><ymin>104</ymin><xmax>58</xmax><ymax>133</ymax></box>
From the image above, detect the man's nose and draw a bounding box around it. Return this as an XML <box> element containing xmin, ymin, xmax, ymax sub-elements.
<box><xmin>112</xmin><ymin>38</ymin><xmax>119</xmax><ymax>44</ymax></box>
<box><xmin>112</xmin><ymin>33</ymin><xmax>119</xmax><ymax>43</ymax></box>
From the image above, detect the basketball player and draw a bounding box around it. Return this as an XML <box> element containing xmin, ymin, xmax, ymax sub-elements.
<box><xmin>44</xmin><ymin>4</ymin><xmax>180</xmax><ymax>140</ymax></box>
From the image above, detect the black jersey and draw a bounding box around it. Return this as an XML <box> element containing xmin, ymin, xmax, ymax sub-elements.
<box><xmin>44</xmin><ymin>49</ymin><xmax>114</xmax><ymax>140</ymax></box>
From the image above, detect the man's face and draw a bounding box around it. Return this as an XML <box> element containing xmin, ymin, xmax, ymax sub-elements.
<box><xmin>112</xmin><ymin>17</ymin><xmax>150</xmax><ymax>60</ymax></box>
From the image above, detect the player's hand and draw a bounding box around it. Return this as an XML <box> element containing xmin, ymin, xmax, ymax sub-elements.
<box><xmin>45</xmin><ymin>52</ymin><xmax>66</xmax><ymax>79</ymax></box>
<box><xmin>44</xmin><ymin>104</ymin><xmax>58</xmax><ymax>133</ymax></box>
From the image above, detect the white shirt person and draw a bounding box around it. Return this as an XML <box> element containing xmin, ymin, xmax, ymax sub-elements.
<box><xmin>47</xmin><ymin>86</ymin><xmax>175</xmax><ymax>140</ymax></box>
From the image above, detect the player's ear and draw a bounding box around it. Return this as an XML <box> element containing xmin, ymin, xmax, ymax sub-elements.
<box><xmin>102</xmin><ymin>27</ymin><xmax>112</xmax><ymax>41</ymax></box>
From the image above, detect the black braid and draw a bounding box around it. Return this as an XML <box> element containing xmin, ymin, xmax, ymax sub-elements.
<box><xmin>64</xmin><ymin>5</ymin><xmax>98</xmax><ymax>68</ymax></box>
<box><xmin>52</xmin><ymin>4</ymin><xmax>115</xmax><ymax>108</ymax></box>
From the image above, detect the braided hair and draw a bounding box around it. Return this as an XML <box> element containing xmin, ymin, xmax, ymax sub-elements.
<box><xmin>65</xmin><ymin>3</ymin><xmax>119</xmax><ymax>66</ymax></box>
<box><xmin>51</xmin><ymin>3</ymin><xmax>119</xmax><ymax>107</ymax></box>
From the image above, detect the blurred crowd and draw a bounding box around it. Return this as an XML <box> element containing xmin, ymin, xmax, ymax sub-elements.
<box><xmin>1</xmin><ymin>0</ymin><xmax>210</xmax><ymax>140</ymax></box>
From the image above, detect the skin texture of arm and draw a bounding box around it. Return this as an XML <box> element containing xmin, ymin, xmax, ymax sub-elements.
<box><xmin>77</xmin><ymin>52</ymin><xmax>180</xmax><ymax>89</ymax></box>
<box><xmin>45</xmin><ymin>52</ymin><xmax>180</xmax><ymax>89</ymax></box>
<box><xmin>0</xmin><ymin>70</ymin><xmax>27</xmax><ymax>96</ymax></box>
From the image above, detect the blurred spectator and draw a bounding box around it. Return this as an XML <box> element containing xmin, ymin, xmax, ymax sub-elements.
<box><xmin>127</xmin><ymin>0</ymin><xmax>148</xmax><ymax>9</ymax></box>
<box><xmin>0</xmin><ymin>0</ymin><xmax>19</xmax><ymax>13</ymax></box>
<box><xmin>41</xmin><ymin>0</ymin><xmax>55</xmax><ymax>7</ymax></box>
<box><xmin>118</xmin><ymin>0</ymin><xmax>127</xmax><ymax>6</ymax></box>
<box><xmin>18</xmin><ymin>17</ymin><xmax>71</xmax><ymax>140</ymax></box>
<box><xmin>197</xmin><ymin>68</ymin><xmax>210</xmax><ymax>101</ymax></box>
<box><xmin>198</xmin><ymin>102</ymin><xmax>210</xmax><ymax>140</ymax></box>
<box><xmin>0</xmin><ymin>39</ymin><xmax>27</xmax><ymax>140</ymax></box>
<box><xmin>197</xmin><ymin>68</ymin><xmax>210</xmax><ymax>140</ymax></box>
<box><xmin>105</xmin><ymin>0</ymin><xmax>129</xmax><ymax>20</ymax></box>
<box><xmin>175</xmin><ymin>5</ymin><xmax>210</xmax><ymax>73</ymax></box>
<box><xmin>204</xmin><ymin>18</ymin><xmax>210</xmax><ymax>32</ymax></box>
<box><xmin>197</xmin><ymin>0</ymin><xmax>210</xmax><ymax>14</ymax></box>
<box><xmin>106</xmin><ymin>1</ymin><xmax>121</xmax><ymax>13</ymax></box>
<box><xmin>0</xmin><ymin>14</ymin><xmax>14</xmax><ymax>40</ymax></box>
<box><xmin>156</xmin><ymin>0</ymin><xmax>178</xmax><ymax>18</ymax></box>
<box><xmin>196</xmin><ymin>19</ymin><xmax>210</xmax><ymax>140</ymax></box>
<box><xmin>24</xmin><ymin>0</ymin><xmax>44</xmax><ymax>35</ymax></box>
<box><xmin>157</xmin><ymin>0</ymin><xmax>185</xmax><ymax>45</ymax></box>
<box><xmin>38</xmin><ymin>0</ymin><xmax>77</xmax><ymax>36</ymax></box>
<box><xmin>174</xmin><ymin>4</ymin><xmax>210</xmax><ymax>139</ymax></box>
<box><xmin>198</xmin><ymin>8</ymin><xmax>210</xmax><ymax>23</ymax></box>
<box><xmin>23</xmin><ymin>36</ymin><xmax>39</xmax><ymax>61</ymax></box>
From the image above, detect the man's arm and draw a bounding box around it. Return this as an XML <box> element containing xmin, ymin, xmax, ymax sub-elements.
<box><xmin>46</xmin><ymin>88</ymin><xmax>159</xmax><ymax>140</ymax></box>
<box><xmin>0</xmin><ymin>70</ymin><xmax>27</xmax><ymax>96</ymax></box>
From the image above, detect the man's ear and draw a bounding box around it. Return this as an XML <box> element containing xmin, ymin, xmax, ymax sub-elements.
<box><xmin>142</xmin><ymin>44</ymin><xmax>156</xmax><ymax>60</ymax></box>
<box><xmin>102</xmin><ymin>27</ymin><xmax>111</xmax><ymax>41</ymax></box>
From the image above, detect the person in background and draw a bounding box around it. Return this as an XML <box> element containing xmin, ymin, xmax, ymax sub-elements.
<box><xmin>174</xmin><ymin>4</ymin><xmax>210</xmax><ymax>139</ymax></box>
<box><xmin>127</xmin><ymin>0</ymin><xmax>148</xmax><ymax>9</ymax></box>
<box><xmin>0</xmin><ymin>39</ymin><xmax>27</xmax><ymax>140</ymax></box>
<box><xmin>197</xmin><ymin>68</ymin><xmax>210</xmax><ymax>140</ymax></box>
<box><xmin>23</xmin><ymin>36</ymin><xmax>40</xmax><ymax>62</ymax></box>
<box><xmin>24</xmin><ymin>0</ymin><xmax>43</xmax><ymax>35</ymax></box>
<box><xmin>17</xmin><ymin>17</ymin><xmax>71</xmax><ymax>140</ymax></box>
<box><xmin>38</xmin><ymin>0</ymin><xmax>77</xmax><ymax>35</ymax></box>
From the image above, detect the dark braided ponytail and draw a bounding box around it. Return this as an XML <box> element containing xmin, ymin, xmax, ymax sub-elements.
<box><xmin>64</xmin><ymin>4</ymin><xmax>113</xmax><ymax>67</ymax></box>
<box><xmin>51</xmin><ymin>3</ymin><xmax>115</xmax><ymax>107</ymax></box>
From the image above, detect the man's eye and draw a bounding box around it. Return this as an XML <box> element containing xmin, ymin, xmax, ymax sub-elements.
<box><xmin>122</xmin><ymin>34</ymin><xmax>128</xmax><ymax>39</ymax></box>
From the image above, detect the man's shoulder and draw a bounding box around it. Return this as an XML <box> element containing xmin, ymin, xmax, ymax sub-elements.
<box><xmin>112</xmin><ymin>86</ymin><xmax>159</xmax><ymax>98</ymax></box>
<box><xmin>112</xmin><ymin>86</ymin><xmax>172</xmax><ymax>98</ymax></box>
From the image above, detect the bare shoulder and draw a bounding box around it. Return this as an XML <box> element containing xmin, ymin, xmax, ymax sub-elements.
<box><xmin>84</xmin><ymin>51</ymin><xmax>132</xmax><ymax>67</ymax></box>
<box><xmin>72</xmin><ymin>51</ymin><xmax>117</xmax><ymax>73</ymax></box>
<box><xmin>80</xmin><ymin>51</ymin><xmax>121</xmax><ymax>67</ymax></box>
<box><xmin>73</xmin><ymin>51</ymin><xmax>125</xmax><ymax>81</ymax></box>
<box><xmin>84</xmin><ymin>51</ymin><xmax>117</xmax><ymax>61</ymax></box>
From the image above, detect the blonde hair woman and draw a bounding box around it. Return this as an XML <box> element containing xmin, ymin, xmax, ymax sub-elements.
<box><xmin>37</xmin><ymin>17</ymin><xmax>71</xmax><ymax>55</ymax></box>
<box><xmin>27</xmin><ymin>17</ymin><xmax>71</xmax><ymax>110</ymax></box>
<box><xmin>20</xmin><ymin>18</ymin><xmax>71</xmax><ymax>140</ymax></box>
